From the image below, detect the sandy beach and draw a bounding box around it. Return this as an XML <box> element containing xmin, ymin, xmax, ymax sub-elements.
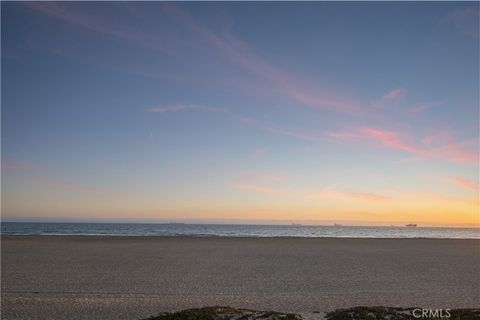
<box><xmin>1</xmin><ymin>236</ymin><xmax>479</xmax><ymax>320</ymax></box>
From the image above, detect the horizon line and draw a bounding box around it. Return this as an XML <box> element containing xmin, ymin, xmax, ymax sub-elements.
<box><xmin>2</xmin><ymin>218</ymin><xmax>479</xmax><ymax>229</ymax></box>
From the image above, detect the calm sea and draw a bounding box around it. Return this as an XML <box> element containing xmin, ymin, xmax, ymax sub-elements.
<box><xmin>1</xmin><ymin>222</ymin><xmax>479</xmax><ymax>239</ymax></box>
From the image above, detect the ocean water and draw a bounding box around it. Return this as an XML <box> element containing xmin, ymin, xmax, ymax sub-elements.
<box><xmin>1</xmin><ymin>222</ymin><xmax>479</xmax><ymax>239</ymax></box>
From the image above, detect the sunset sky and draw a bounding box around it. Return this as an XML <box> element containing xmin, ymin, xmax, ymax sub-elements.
<box><xmin>2</xmin><ymin>2</ymin><xmax>479</xmax><ymax>227</ymax></box>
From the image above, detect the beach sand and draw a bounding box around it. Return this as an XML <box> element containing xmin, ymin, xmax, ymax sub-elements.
<box><xmin>1</xmin><ymin>236</ymin><xmax>479</xmax><ymax>319</ymax></box>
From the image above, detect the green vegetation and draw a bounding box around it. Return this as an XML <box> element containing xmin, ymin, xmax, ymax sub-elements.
<box><xmin>325</xmin><ymin>307</ymin><xmax>480</xmax><ymax>320</ymax></box>
<box><xmin>142</xmin><ymin>306</ymin><xmax>302</xmax><ymax>320</ymax></box>
<box><xmin>141</xmin><ymin>306</ymin><xmax>480</xmax><ymax>320</ymax></box>
<box><xmin>448</xmin><ymin>309</ymin><xmax>480</xmax><ymax>320</ymax></box>
<box><xmin>325</xmin><ymin>307</ymin><xmax>418</xmax><ymax>320</ymax></box>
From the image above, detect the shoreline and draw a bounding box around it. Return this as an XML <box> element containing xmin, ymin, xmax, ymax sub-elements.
<box><xmin>3</xmin><ymin>223</ymin><xmax>479</xmax><ymax>240</ymax></box>
<box><xmin>2</xmin><ymin>236</ymin><xmax>479</xmax><ymax>320</ymax></box>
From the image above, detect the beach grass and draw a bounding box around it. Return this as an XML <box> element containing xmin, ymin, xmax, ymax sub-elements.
<box><xmin>142</xmin><ymin>306</ymin><xmax>480</xmax><ymax>320</ymax></box>
<box><xmin>141</xmin><ymin>306</ymin><xmax>302</xmax><ymax>320</ymax></box>
<box><xmin>325</xmin><ymin>307</ymin><xmax>480</xmax><ymax>320</ymax></box>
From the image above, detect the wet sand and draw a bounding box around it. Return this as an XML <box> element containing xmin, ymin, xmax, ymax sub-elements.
<box><xmin>1</xmin><ymin>236</ymin><xmax>479</xmax><ymax>319</ymax></box>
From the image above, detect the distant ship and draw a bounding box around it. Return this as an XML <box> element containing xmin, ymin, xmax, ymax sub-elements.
<box><xmin>405</xmin><ymin>224</ymin><xmax>417</xmax><ymax>227</ymax></box>
<box><xmin>333</xmin><ymin>223</ymin><xmax>342</xmax><ymax>227</ymax></box>
<box><xmin>290</xmin><ymin>223</ymin><xmax>302</xmax><ymax>226</ymax></box>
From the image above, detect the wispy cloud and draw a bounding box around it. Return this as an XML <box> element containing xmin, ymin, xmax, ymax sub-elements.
<box><xmin>238</xmin><ymin>172</ymin><xmax>284</xmax><ymax>184</ymax></box>
<box><xmin>23</xmin><ymin>2</ymin><xmax>366</xmax><ymax>115</ymax></box>
<box><xmin>147</xmin><ymin>103</ymin><xmax>227</xmax><ymax>114</ymax></box>
<box><xmin>22</xmin><ymin>2</ymin><xmax>188</xmax><ymax>58</ymax></box>
<box><xmin>408</xmin><ymin>102</ymin><xmax>440</xmax><ymax>114</ymax></box>
<box><xmin>2</xmin><ymin>160</ymin><xmax>34</xmax><ymax>171</ymax></box>
<box><xmin>235</xmin><ymin>171</ymin><xmax>288</xmax><ymax>196</ymax></box>
<box><xmin>161</xmin><ymin>4</ymin><xmax>365</xmax><ymax>113</ymax></box>
<box><xmin>237</xmin><ymin>183</ymin><xmax>284</xmax><ymax>195</ymax></box>
<box><xmin>371</xmin><ymin>88</ymin><xmax>407</xmax><ymax>108</ymax></box>
<box><xmin>161</xmin><ymin>3</ymin><xmax>367</xmax><ymax>114</ymax></box>
<box><xmin>311</xmin><ymin>187</ymin><xmax>390</xmax><ymax>202</ymax></box>
<box><xmin>443</xmin><ymin>176</ymin><xmax>479</xmax><ymax>191</ymax></box>
<box><xmin>328</xmin><ymin>126</ymin><xmax>479</xmax><ymax>165</ymax></box>
<box><xmin>252</xmin><ymin>148</ymin><xmax>267</xmax><ymax>158</ymax></box>
<box><xmin>147</xmin><ymin>97</ymin><xmax>479</xmax><ymax>166</ymax></box>
<box><xmin>147</xmin><ymin>101</ymin><xmax>330</xmax><ymax>143</ymax></box>
<box><xmin>440</xmin><ymin>7</ymin><xmax>479</xmax><ymax>39</ymax></box>
<box><xmin>363</xmin><ymin>127</ymin><xmax>479</xmax><ymax>165</ymax></box>
<box><xmin>265</xmin><ymin>125</ymin><xmax>324</xmax><ymax>142</ymax></box>
<box><xmin>149</xmin><ymin>101</ymin><xmax>479</xmax><ymax>167</ymax></box>
<box><xmin>325</xmin><ymin>131</ymin><xmax>360</xmax><ymax>141</ymax></box>
<box><xmin>361</xmin><ymin>127</ymin><xmax>424</xmax><ymax>154</ymax></box>
<box><xmin>4</xmin><ymin>158</ymin><xmax>128</xmax><ymax>195</ymax></box>
<box><xmin>35</xmin><ymin>175</ymin><xmax>128</xmax><ymax>195</ymax></box>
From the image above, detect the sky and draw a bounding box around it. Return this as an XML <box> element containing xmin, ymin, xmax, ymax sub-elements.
<box><xmin>1</xmin><ymin>2</ymin><xmax>479</xmax><ymax>227</ymax></box>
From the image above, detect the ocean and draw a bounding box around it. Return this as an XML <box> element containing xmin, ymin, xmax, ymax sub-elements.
<box><xmin>1</xmin><ymin>222</ymin><xmax>479</xmax><ymax>239</ymax></box>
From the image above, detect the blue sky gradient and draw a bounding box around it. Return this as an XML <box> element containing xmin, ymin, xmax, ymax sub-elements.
<box><xmin>2</xmin><ymin>2</ymin><xmax>479</xmax><ymax>226</ymax></box>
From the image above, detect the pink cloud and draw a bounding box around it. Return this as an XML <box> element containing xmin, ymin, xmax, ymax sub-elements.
<box><xmin>440</xmin><ymin>8</ymin><xmax>479</xmax><ymax>39</ymax></box>
<box><xmin>409</xmin><ymin>102</ymin><xmax>440</xmax><ymax>114</ymax></box>
<box><xmin>265</xmin><ymin>126</ymin><xmax>324</xmax><ymax>142</ymax></box>
<box><xmin>147</xmin><ymin>101</ymin><xmax>304</xmax><ymax>144</ymax></box>
<box><xmin>147</xmin><ymin>101</ymin><xmax>332</xmax><ymax>143</ymax></box>
<box><xmin>235</xmin><ymin>170</ymin><xmax>289</xmax><ymax>196</ymax></box>
<box><xmin>422</xmin><ymin>132</ymin><xmax>449</xmax><ymax>145</ymax></box>
<box><xmin>252</xmin><ymin>148</ymin><xmax>266</xmax><ymax>158</ymax></box>
<box><xmin>328</xmin><ymin>127</ymin><xmax>479</xmax><ymax>165</ymax></box>
<box><xmin>325</xmin><ymin>131</ymin><xmax>360</xmax><ymax>141</ymax></box>
<box><xmin>147</xmin><ymin>102</ymin><xmax>266</xmax><ymax>133</ymax></box>
<box><xmin>362</xmin><ymin>127</ymin><xmax>425</xmax><ymax>155</ymax></box>
<box><xmin>312</xmin><ymin>187</ymin><xmax>389</xmax><ymax>202</ymax></box>
<box><xmin>237</xmin><ymin>183</ymin><xmax>284</xmax><ymax>195</ymax></box>
<box><xmin>443</xmin><ymin>176</ymin><xmax>479</xmax><ymax>191</ymax></box>
<box><xmin>371</xmin><ymin>88</ymin><xmax>407</xmax><ymax>108</ymax></box>
<box><xmin>432</xmin><ymin>139</ymin><xmax>479</xmax><ymax>165</ymax></box>
<box><xmin>34</xmin><ymin>175</ymin><xmax>128</xmax><ymax>195</ymax></box>
<box><xmin>363</xmin><ymin>127</ymin><xmax>480</xmax><ymax>165</ymax></box>
<box><xmin>147</xmin><ymin>103</ymin><xmax>227</xmax><ymax>114</ymax></box>
<box><xmin>238</xmin><ymin>172</ymin><xmax>284</xmax><ymax>184</ymax></box>
<box><xmin>2</xmin><ymin>160</ymin><xmax>34</xmax><ymax>171</ymax></box>
<box><xmin>393</xmin><ymin>157</ymin><xmax>422</xmax><ymax>164</ymax></box>
<box><xmin>287</xmin><ymin>89</ymin><xmax>362</xmax><ymax>114</ymax></box>
<box><xmin>145</xmin><ymin>100</ymin><xmax>478</xmax><ymax>166</ymax></box>
<box><xmin>22</xmin><ymin>2</ymin><xmax>188</xmax><ymax>58</ymax></box>
<box><xmin>3</xmin><ymin>158</ymin><xmax>128</xmax><ymax>195</ymax></box>
<box><xmin>161</xmin><ymin>3</ymin><xmax>364</xmax><ymax>114</ymax></box>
